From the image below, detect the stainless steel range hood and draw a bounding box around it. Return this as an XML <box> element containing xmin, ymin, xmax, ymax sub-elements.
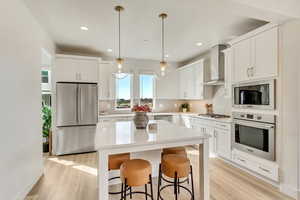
<box><xmin>205</xmin><ymin>44</ymin><xmax>227</xmax><ymax>85</ymax></box>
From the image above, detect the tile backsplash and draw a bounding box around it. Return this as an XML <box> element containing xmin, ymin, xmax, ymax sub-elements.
<box><xmin>99</xmin><ymin>99</ymin><xmax>186</xmax><ymax>114</ymax></box>
<box><xmin>99</xmin><ymin>86</ymin><xmax>231</xmax><ymax>115</ymax></box>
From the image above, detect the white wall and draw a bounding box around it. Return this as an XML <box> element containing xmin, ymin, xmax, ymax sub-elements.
<box><xmin>278</xmin><ymin>19</ymin><xmax>300</xmax><ymax>199</ymax></box>
<box><xmin>0</xmin><ymin>1</ymin><xmax>55</xmax><ymax>199</ymax></box>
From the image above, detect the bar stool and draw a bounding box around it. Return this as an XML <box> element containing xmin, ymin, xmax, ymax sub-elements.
<box><xmin>120</xmin><ymin>159</ymin><xmax>154</xmax><ymax>200</ymax></box>
<box><xmin>108</xmin><ymin>153</ymin><xmax>130</xmax><ymax>195</ymax></box>
<box><xmin>162</xmin><ymin>147</ymin><xmax>187</xmax><ymax>156</ymax></box>
<box><xmin>157</xmin><ymin>154</ymin><xmax>195</xmax><ymax>200</ymax></box>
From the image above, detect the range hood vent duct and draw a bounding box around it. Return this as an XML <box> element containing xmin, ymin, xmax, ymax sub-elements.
<box><xmin>205</xmin><ymin>44</ymin><xmax>227</xmax><ymax>85</ymax></box>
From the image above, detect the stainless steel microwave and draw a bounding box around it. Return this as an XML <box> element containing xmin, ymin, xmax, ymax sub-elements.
<box><xmin>232</xmin><ymin>79</ymin><xmax>275</xmax><ymax>110</ymax></box>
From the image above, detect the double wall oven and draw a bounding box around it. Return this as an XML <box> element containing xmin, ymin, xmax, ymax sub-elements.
<box><xmin>232</xmin><ymin>79</ymin><xmax>276</xmax><ymax>161</ymax></box>
<box><xmin>232</xmin><ymin>112</ymin><xmax>275</xmax><ymax>161</ymax></box>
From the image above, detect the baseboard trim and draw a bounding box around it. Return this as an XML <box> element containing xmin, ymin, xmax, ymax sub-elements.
<box><xmin>15</xmin><ymin>169</ymin><xmax>43</xmax><ymax>200</ymax></box>
<box><xmin>280</xmin><ymin>184</ymin><xmax>298</xmax><ymax>199</ymax></box>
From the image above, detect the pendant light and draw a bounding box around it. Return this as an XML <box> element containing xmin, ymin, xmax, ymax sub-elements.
<box><xmin>159</xmin><ymin>13</ymin><xmax>168</xmax><ymax>76</ymax></box>
<box><xmin>114</xmin><ymin>5</ymin><xmax>128</xmax><ymax>79</ymax></box>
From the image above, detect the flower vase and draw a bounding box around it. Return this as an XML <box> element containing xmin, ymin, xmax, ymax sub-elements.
<box><xmin>134</xmin><ymin>112</ymin><xmax>149</xmax><ymax>129</ymax></box>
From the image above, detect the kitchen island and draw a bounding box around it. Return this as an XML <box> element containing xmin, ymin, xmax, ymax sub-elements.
<box><xmin>95</xmin><ymin>120</ymin><xmax>210</xmax><ymax>200</ymax></box>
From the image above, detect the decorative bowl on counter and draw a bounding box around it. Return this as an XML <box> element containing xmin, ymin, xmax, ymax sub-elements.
<box><xmin>132</xmin><ymin>105</ymin><xmax>151</xmax><ymax>129</ymax></box>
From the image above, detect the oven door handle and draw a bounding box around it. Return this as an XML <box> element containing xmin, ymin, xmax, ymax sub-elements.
<box><xmin>233</xmin><ymin>120</ymin><xmax>275</xmax><ymax>129</ymax></box>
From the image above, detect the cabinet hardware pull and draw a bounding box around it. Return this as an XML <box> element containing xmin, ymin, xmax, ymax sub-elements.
<box><xmin>250</xmin><ymin>67</ymin><xmax>254</xmax><ymax>77</ymax></box>
<box><xmin>259</xmin><ymin>167</ymin><xmax>270</xmax><ymax>173</ymax></box>
<box><xmin>246</xmin><ymin>148</ymin><xmax>254</xmax><ymax>152</ymax></box>
<box><xmin>238</xmin><ymin>158</ymin><xmax>246</xmax><ymax>162</ymax></box>
<box><xmin>247</xmin><ymin>68</ymin><xmax>251</xmax><ymax>77</ymax></box>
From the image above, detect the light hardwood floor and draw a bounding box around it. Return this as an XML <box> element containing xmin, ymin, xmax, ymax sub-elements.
<box><xmin>26</xmin><ymin>148</ymin><xmax>293</xmax><ymax>200</ymax></box>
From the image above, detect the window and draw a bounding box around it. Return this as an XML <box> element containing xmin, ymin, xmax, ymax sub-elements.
<box><xmin>41</xmin><ymin>70</ymin><xmax>49</xmax><ymax>83</ymax></box>
<box><xmin>41</xmin><ymin>69</ymin><xmax>51</xmax><ymax>91</ymax></box>
<box><xmin>115</xmin><ymin>74</ymin><xmax>132</xmax><ymax>109</ymax></box>
<box><xmin>139</xmin><ymin>74</ymin><xmax>155</xmax><ymax>108</ymax></box>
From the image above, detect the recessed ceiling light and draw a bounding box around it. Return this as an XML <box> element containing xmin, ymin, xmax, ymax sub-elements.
<box><xmin>107</xmin><ymin>49</ymin><xmax>113</xmax><ymax>52</ymax></box>
<box><xmin>80</xmin><ymin>26</ymin><xmax>89</xmax><ymax>31</ymax></box>
<box><xmin>196</xmin><ymin>42</ymin><xmax>203</xmax><ymax>46</ymax></box>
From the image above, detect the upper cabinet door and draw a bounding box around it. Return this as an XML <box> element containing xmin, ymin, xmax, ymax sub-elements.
<box><xmin>178</xmin><ymin>60</ymin><xmax>211</xmax><ymax>100</ymax></box>
<box><xmin>55</xmin><ymin>58</ymin><xmax>78</xmax><ymax>82</ymax></box>
<box><xmin>253</xmin><ymin>28</ymin><xmax>278</xmax><ymax>79</ymax></box>
<box><xmin>77</xmin><ymin>59</ymin><xmax>99</xmax><ymax>83</ymax></box>
<box><xmin>156</xmin><ymin>70</ymin><xmax>179</xmax><ymax>99</ymax></box>
<box><xmin>179</xmin><ymin>68</ymin><xmax>188</xmax><ymax>99</ymax></box>
<box><xmin>99</xmin><ymin>63</ymin><xmax>113</xmax><ymax>100</ymax></box>
<box><xmin>185</xmin><ymin>66</ymin><xmax>194</xmax><ymax>98</ymax></box>
<box><xmin>233</xmin><ymin>39</ymin><xmax>252</xmax><ymax>83</ymax></box>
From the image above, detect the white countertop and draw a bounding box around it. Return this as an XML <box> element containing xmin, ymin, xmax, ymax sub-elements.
<box><xmin>99</xmin><ymin>112</ymin><xmax>232</xmax><ymax>123</ymax></box>
<box><xmin>95</xmin><ymin>120</ymin><xmax>210</xmax><ymax>150</ymax></box>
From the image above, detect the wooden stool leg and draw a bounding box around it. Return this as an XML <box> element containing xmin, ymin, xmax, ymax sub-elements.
<box><xmin>190</xmin><ymin>165</ymin><xmax>195</xmax><ymax>200</ymax></box>
<box><xmin>157</xmin><ymin>164</ymin><xmax>162</xmax><ymax>200</ymax></box>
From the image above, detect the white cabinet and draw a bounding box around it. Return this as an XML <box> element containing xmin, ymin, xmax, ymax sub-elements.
<box><xmin>232</xmin><ymin>27</ymin><xmax>278</xmax><ymax>83</ymax></box>
<box><xmin>55</xmin><ymin>55</ymin><xmax>99</xmax><ymax>83</ymax></box>
<box><xmin>232</xmin><ymin>149</ymin><xmax>278</xmax><ymax>181</ymax></box>
<box><xmin>233</xmin><ymin>39</ymin><xmax>252</xmax><ymax>83</ymax></box>
<box><xmin>253</xmin><ymin>28</ymin><xmax>278</xmax><ymax>79</ymax></box>
<box><xmin>214</xmin><ymin>122</ymin><xmax>231</xmax><ymax>160</ymax></box>
<box><xmin>76</xmin><ymin>59</ymin><xmax>99</xmax><ymax>82</ymax></box>
<box><xmin>156</xmin><ymin>70</ymin><xmax>179</xmax><ymax>99</ymax></box>
<box><xmin>178</xmin><ymin>60</ymin><xmax>212</xmax><ymax>100</ymax></box>
<box><xmin>190</xmin><ymin>117</ymin><xmax>219</xmax><ymax>157</ymax></box>
<box><xmin>98</xmin><ymin>62</ymin><xmax>114</xmax><ymax>100</ymax></box>
<box><xmin>181</xmin><ymin>115</ymin><xmax>192</xmax><ymax>128</ymax></box>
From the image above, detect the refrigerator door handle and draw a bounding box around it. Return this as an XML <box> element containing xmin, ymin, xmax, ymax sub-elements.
<box><xmin>78</xmin><ymin>86</ymin><xmax>81</xmax><ymax>124</ymax></box>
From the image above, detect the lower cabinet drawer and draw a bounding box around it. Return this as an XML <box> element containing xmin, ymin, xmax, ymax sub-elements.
<box><xmin>214</xmin><ymin>122</ymin><xmax>231</xmax><ymax>130</ymax></box>
<box><xmin>255</xmin><ymin>163</ymin><xmax>278</xmax><ymax>181</ymax></box>
<box><xmin>232</xmin><ymin>150</ymin><xmax>278</xmax><ymax>182</ymax></box>
<box><xmin>233</xmin><ymin>154</ymin><xmax>251</xmax><ymax>168</ymax></box>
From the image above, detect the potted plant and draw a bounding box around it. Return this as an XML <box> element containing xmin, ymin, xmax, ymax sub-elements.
<box><xmin>132</xmin><ymin>104</ymin><xmax>151</xmax><ymax>129</ymax></box>
<box><xmin>181</xmin><ymin>103</ymin><xmax>190</xmax><ymax>113</ymax></box>
<box><xmin>42</xmin><ymin>105</ymin><xmax>51</xmax><ymax>153</ymax></box>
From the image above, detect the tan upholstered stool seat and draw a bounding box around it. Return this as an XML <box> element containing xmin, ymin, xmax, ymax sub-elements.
<box><xmin>162</xmin><ymin>147</ymin><xmax>187</xmax><ymax>156</ymax></box>
<box><xmin>120</xmin><ymin>159</ymin><xmax>152</xmax><ymax>187</ymax></box>
<box><xmin>161</xmin><ymin>154</ymin><xmax>190</xmax><ymax>178</ymax></box>
<box><xmin>109</xmin><ymin>153</ymin><xmax>130</xmax><ymax>170</ymax></box>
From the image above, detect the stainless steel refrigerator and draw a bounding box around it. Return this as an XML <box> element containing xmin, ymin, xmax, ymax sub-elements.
<box><xmin>54</xmin><ymin>82</ymin><xmax>98</xmax><ymax>155</ymax></box>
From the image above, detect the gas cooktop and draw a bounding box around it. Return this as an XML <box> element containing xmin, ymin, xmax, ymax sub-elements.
<box><xmin>198</xmin><ymin>114</ymin><xmax>231</xmax><ymax>119</ymax></box>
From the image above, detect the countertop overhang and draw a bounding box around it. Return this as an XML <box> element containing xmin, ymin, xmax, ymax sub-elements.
<box><xmin>95</xmin><ymin>120</ymin><xmax>210</xmax><ymax>150</ymax></box>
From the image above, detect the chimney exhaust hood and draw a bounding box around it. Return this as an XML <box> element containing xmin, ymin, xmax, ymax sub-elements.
<box><xmin>205</xmin><ymin>44</ymin><xmax>227</xmax><ymax>85</ymax></box>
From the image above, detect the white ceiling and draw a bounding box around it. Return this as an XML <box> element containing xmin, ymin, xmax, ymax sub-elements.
<box><xmin>25</xmin><ymin>0</ymin><xmax>290</xmax><ymax>62</ymax></box>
